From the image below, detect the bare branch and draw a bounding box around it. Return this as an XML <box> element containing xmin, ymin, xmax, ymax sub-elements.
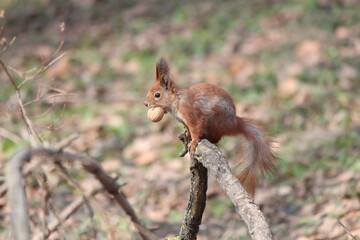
<box><xmin>178</xmin><ymin>156</ymin><xmax>207</xmax><ymax>240</ymax></box>
<box><xmin>33</xmin><ymin>183</ymin><xmax>104</xmax><ymax>240</ymax></box>
<box><xmin>52</xmin><ymin>161</ymin><xmax>97</xmax><ymax>239</ymax></box>
<box><xmin>4</xmin><ymin>142</ymin><xmax>156</xmax><ymax>240</ymax></box>
<box><xmin>21</xmin><ymin>87</ymin><xmax>46</xmax><ymax>107</ymax></box>
<box><xmin>170</xmin><ymin>130</ymin><xmax>207</xmax><ymax>240</ymax></box>
<box><xmin>17</xmin><ymin>52</ymin><xmax>67</xmax><ymax>89</ymax></box>
<box><xmin>0</xmin><ymin>156</ymin><xmax>42</xmax><ymax>198</ymax></box>
<box><xmin>5</xmin><ymin>149</ymin><xmax>32</xmax><ymax>240</ymax></box>
<box><xmin>47</xmin><ymin>201</ymin><xmax>67</xmax><ymax>239</ymax></box>
<box><xmin>29</xmin><ymin>104</ymin><xmax>55</xmax><ymax>119</ymax></box>
<box><xmin>46</xmin><ymin>103</ymin><xmax>67</xmax><ymax>132</ymax></box>
<box><xmin>11</xmin><ymin>22</ymin><xmax>66</xmax><ymax>89</ymax></box>
<box><xmin>0</xmin><ymin>36</ymin><xmax>16</xmax><ymax>56</ymax></box>
<box><xmin>15</xmin><ymin>21</ymin><xmax>67</xmax><ymax>89</ymax></box>
<box><xmin>196</xmin><ymin>139</ymin><xmax>274</xmax><ymax>240</ymax></box>
<box><xmin>24</xmin><ymin>93</ymin><xmax>73</xmax><ymax>107</ymax></box>
<box><xmin>31</xmin><ymin>147</ymin><xmax>153</xmax><ymax>240</ymax></box>
<box><xmin>0</xmin><ymin>60</ymin><xmax>42</xmax><ymax>145</ymax></box>
<box><xmin>35</xmin><ymin>170</ymin><xmax>51</xmax><ymax>238</ymax></box>
<box><xmin>337</xmin><ymin>218</ymin><xmax>359</xmax><ymax>240</ymax></box>
<box><xmin>0</xmin><ymin>9</ymin><xmax>5</xmax><ymax>37</ymax></box>
<box><xmin>0</xmin><ymin>127</ymin><xmax>22</xmax><ymax>144</ymax></box>
<box><xmin>54</xmin><ymin>133</ymin><xmax>79</xmax><ymax>151</ymax></box>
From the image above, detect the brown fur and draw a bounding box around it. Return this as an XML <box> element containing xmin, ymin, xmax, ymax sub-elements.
<box><xmin>144</xmin><ymin>58</ymin><xmax>278</xmax><ymax>198</ymax></box>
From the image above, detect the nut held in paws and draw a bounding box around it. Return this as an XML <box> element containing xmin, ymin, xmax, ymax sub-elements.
<box><xmin>147</xmin><ymin>107</ymin><xmax>164</xmax><ymax>122</ymax></box>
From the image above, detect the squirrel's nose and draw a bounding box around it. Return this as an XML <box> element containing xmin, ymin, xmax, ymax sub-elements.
<box><xmin>144</xmin><ymin>101</ymin><xmax>149</xmax><ymax>107</ymax></box>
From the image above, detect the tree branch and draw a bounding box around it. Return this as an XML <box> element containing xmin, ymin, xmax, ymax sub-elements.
<box><xmin>196</xmin><ymin>139</ymin><xmax>273</xmax><ymax>240</ymax></box>
<box><xmin>5</xmin><ymin>147</ymin><xmax>156</xmax><ymax>240</ymax></box>
<box><xmin>5</xmin><ymin>149</ymin><xmax>32</xmax><ymax>240</ymax></box>
<box><xmin>31</xmin><ymin>147</ymin><xmax>154</xmax><ymax>240</ymax></box>
<box><xmin>0</xmin><ymin>60</ymin><xmax>42</xmax><ymax>144</ymax></box>
<box><xmin>178</xmin><ymin>156</ymin><xmax>207</xmax><ymax>240</ymax></box>
<box><xmin>33</xmin><ymin>184</ymin><xmax>103</xmax><ymax>240</ymax></box>
<box><xmin>166</xmin><ymin>130</ymin><xmax>207</xmax><ymax>240</ymax></box>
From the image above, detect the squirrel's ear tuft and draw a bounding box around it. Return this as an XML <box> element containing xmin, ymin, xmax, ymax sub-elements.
<box><xmin>156</xmin><ymin>57</ymin><xmax>169</xmax><ymax>81</ymax></box>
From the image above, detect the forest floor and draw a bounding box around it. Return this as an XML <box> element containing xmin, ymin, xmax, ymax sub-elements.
<box><xmin>0</xmin><ymin>0</ymin><xmax>360</xmax><ymax>239</ymax></box>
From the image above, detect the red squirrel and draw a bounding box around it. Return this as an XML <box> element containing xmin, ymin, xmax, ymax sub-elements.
<box><xmin>144</xmin><ymin>57</ymin><xmax>277</xmax><ymax>197</ymax></box>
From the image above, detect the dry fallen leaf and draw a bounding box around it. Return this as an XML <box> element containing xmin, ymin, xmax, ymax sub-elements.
<box><xmin>123</xmin><ymin>133</ymin><xmax>173</xmax><ymax>160</ymax></box>
<box><xmin>277</xmin><ymin>77</ymin><xmax>299</xmax><ymax>98</ymax></box>
<box><xmin>296</xmin><ymin>40</ymin><xmax>321</xmax><ymax>58</ymax></box>
<box><xmin>102</xmin><ymin>158</ymin><xmax>122</xmax><ymax>172</ymax></box>
<box><xmin>134</xmin><ymin>151</ymin><xmax>158</xmax><ymax>166</ymax></box>
<box><xmin>296</xmin><ymin>40</ymin><xmax>322</xmax><ymax>66</ymax></box>
<box><xmin>335</xmin><ymin>26</ymin><xmax>350</xmax><ymax>40</ymax></box>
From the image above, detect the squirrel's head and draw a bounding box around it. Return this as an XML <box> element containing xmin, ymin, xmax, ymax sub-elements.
<box><xmin>144</xmin><ymin>57</ymin><xmax>177</xmax><ymax>113</ymax></box>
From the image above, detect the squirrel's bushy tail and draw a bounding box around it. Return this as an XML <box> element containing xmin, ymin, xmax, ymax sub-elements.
<box><xmin>234</xmin><ymin>117</ymin><xmax>277</xmax><ymax>198</ymax></box>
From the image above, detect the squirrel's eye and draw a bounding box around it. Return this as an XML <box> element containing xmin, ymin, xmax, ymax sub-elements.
<box><xmin>155</xmin><ymin>93</ymin><xmax>161</xmax><ymax>98</ymax></box>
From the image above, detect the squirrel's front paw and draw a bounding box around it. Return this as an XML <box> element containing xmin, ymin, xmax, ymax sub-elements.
<box><xmin>189</xmin><ymin>141</ymin><xmax>198</xmax><ymax>155</ymax></box>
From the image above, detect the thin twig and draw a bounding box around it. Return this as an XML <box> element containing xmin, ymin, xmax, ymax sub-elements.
<box><xmin>0</xmin><ymin>127</ymin><xmax>22</xmax><ymax>144</ymax></box>
<box><xmin>0</xmin><ymin>60</ymin><xmax>42</xmax><ymax>144</ymax></box>
<box><xmin>53</xmin><ymin>161</ymin><xmax>97</xmax><ymax>239</ymax></box>
<box><xmin>24</xmin><ymin>93</ymin><xmax>72</xmax><ymax>107</ymax></box>
<box><xmin>33</xmin><ymin>184</ymin><xmax>104</xmax><ymax>240</ymax></box>
<box><xmin>35</xmin><ymin>170</ymin><xmax>51</xmax><ymax>238</ymax></box>
<box><xmin>47</xmin><ymin>103</ymin><xmax>67</xmax><ymax>132</ymax></box>
<box><xmin>21</xmin><ymin>87</ymin><xmax>46</xmax><ymax>107</ymax></box>
<box><xmin>29</xmin><ymin>104</ymin><xmax>56</xmax><ymax>119</ymax></box>
<box><xmin>0</xmin><ymin>9</ymin><xmax>5</xmax><ymax>37</ymax></box>
<box><xmin>47</xmin><ymin>201</ymin><xmax>66</xmax><ymax>239</ymax></box>
<box><xmin>0</xmin><ymin>36</ymin><xmax>16</xmax><ymax>56</ymax></box>
<box><xmin>54</xmin><ymin>133</ymin><xmax>79</xmax><ymax>151</ymax></box>
<box><xmin>47</xmin><ymin>86</ymin><xmax>69</xmax><ymax>94</ymax></box>
<box><xmin>15</xmin><ymin>22</ymin><xmax>66</xmax><ymax>88</ymax></box>
<box><xmin>31</xmin><ymin>147</ymin><xmax>153</xmax><ymax>240</ymax></box>
<box><xmin>17</xmin><ymin>52</ymin><xmax>67</xmax><ymax>88</ymax></box>
<box><xmin>42</xmin><ymin>22</ymin><xmax>66</xmax><ymax>67</ymax></box>
<box><xmin>337</xmin><ymin>218</ymin><xmax>359</xmax><ymax>240</ymax></box>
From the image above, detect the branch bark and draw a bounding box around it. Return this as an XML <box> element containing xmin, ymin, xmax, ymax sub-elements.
<box><xmin>196</xmin><ymin>139</ymin><xmax>273</xmax><ymax>240</ymax></box>
<box><xmin>5</xmin><ymin>149</ymin><xmax>32</xmax><ymax>240</ymax></box>
<box><xmin>178</xmin><ymin>156</ymin><xmax>207</xmax><ymax>240</ymax></box>
<box><xmin>33</xmin><ymin>184</ymin><xmax>103</xmax><ymax>240</ymax></box>
<box><xmin>5</xmin><ymin>147</ymin><xmax>156</xmax><ymax>240</ymax></box>
<box><xmin>165</xmin><ymin>130</ymin><xmax>208</xmax><ymax>240</ymax></box>
<box><xmin>31</xmin><ymin>147</ymin><xmax>154</xmax><ymax>240</ymax></box>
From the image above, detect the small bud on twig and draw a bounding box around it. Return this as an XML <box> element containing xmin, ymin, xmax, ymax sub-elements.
<box><xmin>0</xmin><ymin>37</ymin><xmax>6</xmax><ymax>45</ymax></box>
<box><xmin>60</xmin><ymin>22</ymin><xmax>65</xmax><ymax>33</ymax></box>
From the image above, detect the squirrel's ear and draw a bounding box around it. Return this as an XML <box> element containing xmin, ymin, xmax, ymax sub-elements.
<box><xmin>161</xmin><ymin>75</ymin><xmax>176</xmax><ymax>92</ymax></box>
<box><xmin>156</xmin><ymin>57</ymin><xmax>175</xmax><ymax>91</ymax></box>
<box><xmin>156</xmin><ymin>57</ymin><xmax>169</xmax><ymax>81</ymax></box>
<box><xmin>161</xmin><ymin>75</ymin><xmax>170</xmax><ymax>89</ymax></box>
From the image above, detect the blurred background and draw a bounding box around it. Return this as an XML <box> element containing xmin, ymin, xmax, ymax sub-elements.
<box><xmin>0</xmin><ymin>0</ymin><xmax>359</xmax><ymax>239</ymax></box>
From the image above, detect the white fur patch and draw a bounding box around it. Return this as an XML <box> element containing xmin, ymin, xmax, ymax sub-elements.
<box><xmin>171</xmin><ymin>109</ymin><xmax>187</xmax><ymax>126</ymax></box>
